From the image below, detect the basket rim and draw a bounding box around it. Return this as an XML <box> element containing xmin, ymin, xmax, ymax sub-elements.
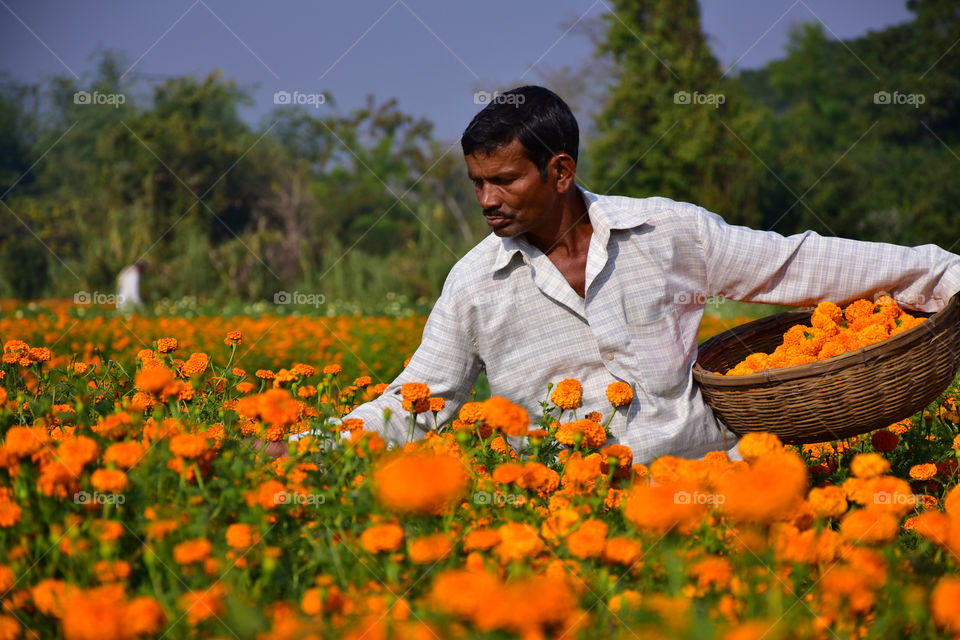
<box><xmin>693</xmin><ymin>292</ymin><xmax>960</xmax><ymax>387</ymax></box>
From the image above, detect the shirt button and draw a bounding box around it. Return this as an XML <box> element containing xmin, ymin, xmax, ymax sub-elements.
<box><xmin>606</xmin><ymin>353</ymin><xmax>614</xmax><ymax>360</ymax></box>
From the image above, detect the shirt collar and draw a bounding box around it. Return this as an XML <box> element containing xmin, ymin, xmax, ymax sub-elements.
<box><xmin>490</xmin><ymin>187</ymin><xmax>649</xmax><ymax>273</ymax></box>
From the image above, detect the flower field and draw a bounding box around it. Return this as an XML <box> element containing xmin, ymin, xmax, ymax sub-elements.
<box><xmin>2</xmin><ymin>300</ymin><xmax>960</xmax><ymax>639</ymax></box>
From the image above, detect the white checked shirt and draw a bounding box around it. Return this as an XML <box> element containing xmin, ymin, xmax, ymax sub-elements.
<box><xmin>296</xmin><ymin>188</ymin><xmax>960</xmax><ymax>464</ymax></box>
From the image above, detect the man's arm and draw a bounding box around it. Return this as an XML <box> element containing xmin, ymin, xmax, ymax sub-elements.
<box><xmin>695</xmin><ymin>208</ymin><xmax>960</xmax><ymax>311</ymax></box>
<box><xmin>290</xmin><ymin>283</ymin><xmax>482</xmax><ymax>446</ymax></box>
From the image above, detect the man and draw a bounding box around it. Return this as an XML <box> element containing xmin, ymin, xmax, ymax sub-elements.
<box><xmin>116</xmin><ymin>261</ymin><xmax>145</xmax><ymax>312</ymax></box>
<box><xmin>289</xmin><ymin>85</ymin><xmax>960</xmax><ymax>464</ymax></box>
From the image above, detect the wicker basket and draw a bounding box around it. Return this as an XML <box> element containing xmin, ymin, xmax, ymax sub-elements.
<box><xmin>692</xmin><ymin>292</ymin><xmax>960</xmax><ymax>444</ymax></box>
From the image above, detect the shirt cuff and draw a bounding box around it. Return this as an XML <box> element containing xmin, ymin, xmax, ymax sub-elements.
<box><xmin>288</xmin><ymin>416</ymin><xmax>342</xmax><ymax>442</ymax></box>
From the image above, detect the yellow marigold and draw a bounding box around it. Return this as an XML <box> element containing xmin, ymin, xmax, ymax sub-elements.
<box><xmin>373</xmin><ymin>452</ymin><xmax>470</xmax><ymax>514</ymax></box>
<box><xmin>408</xmin><ymin>533</ymin><xmax>453</xmax><ymax>564</ymax></box>
<box><xmin>223</xmin><ymin>330</ymin><xmax>242</xmax><ymax>346</ymax></box>
<box><xmin>173</xmin><ymin>538</ymin><xmax>213</xmax><ymax>564</ymax></box>
<box><xmin>565</xmin><ymin>519</ymin><xmax>608</xmax><ymax>559</ymax></box>
<box><xmin>909</xmin><ymin>462</ymin><xmax>937</xmax><ymax>481</ymax></box>
<box><xmin>807</xmin><ymin>485</ymin><xmax>848</xmax><ymax>519</ymax></box>
<box><xmin>482</xmin><ymin>396</ymin><xmax>530</xmax><ymax>437</ymax></box>
<box><xmin>360</xmin><ymin>523</ymin><xmax>404</xmax><ymax>553</ymax></box>
<box><xmin>90</xmin><ymin>469</ymin><xmax>128</xmax><ymax>494</ymax></box>
<box><xmin>606</xmin><ymin>381</ymin><xmax>634</xmax><ymax>407</ymax></box>
<box><xmin>850</xmin><ymin>453</ymin><xmax>890</xmax><ymax>478</ymax></box>
<box><xmin>157</xmin><ymin>338</ymin><xmax>178</xmax><ymax>353</ymax></box>
<box><xmin>180</xmin><ymin>352</ymin><xmax>209</xmax><ymax>377</ymax></box>
<box><xmin>225</xmin><ymin>523</ymin><xmax>260</xmax><ymax>549</ymax></box>
<box><xmin>169</xmin><ymin>433</ymin><xmax>208</xmax><ymax>459</ymax></box>
<box><xmin>550</xmin><ymin>378</ymin><xmax>582</xmax><ymax>410</ymax></box>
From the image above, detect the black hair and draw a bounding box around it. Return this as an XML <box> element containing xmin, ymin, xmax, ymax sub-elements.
<box><xmin>460</xmin><ymin>85</ymin><xmax>579</xmax><ymax>180</ymax></box>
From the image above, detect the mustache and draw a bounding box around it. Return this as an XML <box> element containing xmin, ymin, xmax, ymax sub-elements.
<box><xmin>483</xmin><ymin>208</ymin><xmax>512</xmax><ymax>218</ymax></box>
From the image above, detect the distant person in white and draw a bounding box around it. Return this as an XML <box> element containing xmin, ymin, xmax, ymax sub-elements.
<box><xmin>116</xmin><ymin>262</ymin><xmax>144</xmax><ymax>311</ymax></box>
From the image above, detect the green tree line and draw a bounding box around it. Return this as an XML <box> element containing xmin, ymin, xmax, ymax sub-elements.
<box><xmin>1</xmin><ymin>0</ymin><xmax>957</xmax><ymax>305</ymax></box>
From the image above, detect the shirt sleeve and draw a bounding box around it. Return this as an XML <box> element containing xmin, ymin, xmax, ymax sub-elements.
<box><xmin>292</xmin><ymin>272</ymin><xmax>482</xmax><ymax>446</ymax></box>
<box><xmin>695</xmin><ymin>207</ymin><xmax>960</xmax><ymax>312</ymax></box>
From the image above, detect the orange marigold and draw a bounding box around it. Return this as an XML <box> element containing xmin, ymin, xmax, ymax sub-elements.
<box><xmin>840</xmin><ymin>509</ymin><xmax>899</xmax><ymax>544</ymax></box>
<box><xmin>408</xmin><ymin>533</ymin><xmax>453</xmax><ymax>564</ymax></box>
<box><xmin>180</xmin><ymin>352</ymin><xmax>209</xmax><ymax>377</ymax></box>
<box><xmin>360</xmin><ymin>523</ymin><xmax>404</xmax><ymax>553</ymax></box>
<box><xmin>606</xmin><ymin>381</ymin><xmax>634</xmax><ymax>407</ymax></box>
<box><xmin>550</xmin><ymin>378</ymin><xmax>582</xmax><ymax>410</ymax></box>
<box><xmin>565</xmin><ymin>519</ymin><xmax>608</xmax><ymax>559</ymax></box>
<box><xmin>850</xmin><ymin>453</ymin><xmax>890</xmax><ymax>479</ymax></box>
<box><xmin>932</xmin><ymin>577</ymin><xmax>960</xmax><ymax>634</ymax></box>
<box><xmin>90</xmin><ymin>469</ymin><xmax>128</xmax><ymax>494</ymax></box>
<box><xmin>482</xmin><ymin>396</ymin><xmax>530</xmax><ymax>437</ymax></box>
<box><xmin>495</xmin><ymin>522</ymin><xmax>545</xmax><ymax>562</ymax></box>
<box><xmin>225</xmin><ymin>523</ymin><xmax>260</xmax><ymax>549</ymax></box>
<box><xmin>909</xmin><ymin>462</ymin><xmax>937</xmax><ymax>481</ymax></box>
<box><xmin>555</xmin><ymin>419</ymin><xmax>607</xmax><ymax>448</ymax></box>
<box><xmin>807</xmin><ymin>485</ymin><xmax>848</xmax><ymax>520</ymax></box>
<box><xmin>156</xmin><ymin>338</ymin><xmax>178</xmax><ymax>353</ymax></box>
<box><xmin>173</xmin><ymin>538</ymin><xmax>213</xmax><ymax>564</ymax></box>
<box><xmin>373</xmin><ymin>452</ymin><xmax>469</xmax><ymax>514</ymax></box>
<box><xmin>223</xmin><ymin>330</ymin><xmax>242</xmax><ymax>346</ymax></box>
<box><xmin>169</xmin><ymin>434</ymin><xmax>208</xmax><ymax>459</ymax></box>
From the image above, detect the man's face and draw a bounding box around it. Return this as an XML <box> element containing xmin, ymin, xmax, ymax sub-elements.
<box><xmin>464</xmin><ymin>139</ymin><xmax>560</xmax><ymax>238</ymax></box>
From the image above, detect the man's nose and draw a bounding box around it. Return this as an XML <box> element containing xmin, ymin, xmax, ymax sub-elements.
<box><xmin>477</xmin><ymin>184</ymin><xmax>500</xmax><ymax>210</ymax></box>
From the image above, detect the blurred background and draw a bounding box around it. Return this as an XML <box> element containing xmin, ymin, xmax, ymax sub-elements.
<box><xmin>0</xmin><ymin>0</ymin><xmax>957</xmax><ymax>315</ymax></box>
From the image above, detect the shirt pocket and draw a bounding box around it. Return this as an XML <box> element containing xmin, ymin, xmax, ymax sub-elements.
<box><xmin>625</xmin><ymin>313</ymin><xmax>688</xmax><ymax>396</ymax></box>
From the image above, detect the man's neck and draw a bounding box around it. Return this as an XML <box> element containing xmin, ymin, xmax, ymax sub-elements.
<box><xmin>525</xmin><ymin>188</ymin><xmax>592</xmax><ymax>258</ymax></box>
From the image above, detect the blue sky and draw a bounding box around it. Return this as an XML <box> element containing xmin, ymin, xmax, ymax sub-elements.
<box><xmin>0</xmin><ymin>0</ymin><xmax>914</xmax><ymax>140</ymax></box>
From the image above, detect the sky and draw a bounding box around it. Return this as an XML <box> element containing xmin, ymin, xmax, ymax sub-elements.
<box><xmin>0</xmin><ymin>0</ymin><xmax>915</xmax><ymax>141</ymax></box>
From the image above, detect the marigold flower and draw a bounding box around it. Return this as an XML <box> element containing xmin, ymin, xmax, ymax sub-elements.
<box><xmin>737</xmin><ymin>432</ymin><xmax>784</xmax><ymax>464</ymax></box>
<box><xmin>689</xmin><ymin>556</ymin><xmax>733</xmax><ymax>591</ymax></box>
<box><xmin>932</xmin><ymin>577</ymin><xmax>960</xmax><ymax>634</ymax></box>
<box><xmin>127</xmin><ymin>597</ymin><xmax>167</xmax><ymax>636</ymax></box>
<box><xmin>0</xmin><ymin>502</ymin><xmax>22</xmax><ymax>527</ymax></box>
<box><xmin>463</xmin><ymin>528</ymin><xmax>501</xmax><ymax>552</ymax></box>
<box><xmin>169</xmin><ymin>434</ymin><xmax>209</xmax><ymax>459</ymax></box>
<box><xmin>911</xmin><ymin>511</ymin><xmax>950</xmax><ymax>546</ymax></box>
<box><xmin>459</xmin><ymin>401</ymin><xmax>486</xmax><ymax>424</ymax></box>
<box><xmin>180</xmin><ymin>352</ymin><xmax>209</xmax><ymax>377</ymax></box>
<box><xmin>408</xmin><ymin>533</ymin><xmax>452</xmax><ymax>564</ymax></box>
<box><xmin>0</xmin><ymin>565</ymin><xmax>14</xmax><ymax>593</ymax></box>
<box><xmin>482</xmin><ymin>396</ymin><xmax>530</xmax><ymax>437</ymax></box>
<box><xmin>400</xmin><ymin>382</ymin><xmax>431</xmax><ymax>404</ymax></box>
<box><xmin>255</xmin><ymin>369</ymin><xmax>274</xmax><ymax>380</ymax></box>
<box><xmin>565</xmin><ymin>519</ymin><xmax>608</xmax><ymax>559</ymax></box>
<box><xmin>871</xmin><ymin>429</ymin><xmax>899</xmax><ymax>453</ymax></box>
<box><xmin>839</xmin><ymin>508</ymin><xmax>899</xmax><ymax>544</ymax></box>
<box><xmin>360</xmin><ymin>523</ymin><xmax>404</xmax><ymax>553</ymax></box>
<box><xmin>605</xmin><ymin>381</ymin><xmax>634</xmax><ymax>407</ymax></box>
<box><xmin>4</xmin><ymin>426</ymin><xmax>49</xmax><ymax>457</ymax></box>
<box><xmin>178</xmin><ymin>584</ymin><xmax>224</xmax><ymax>625</ymax></box>
<box><xmin>90</xmin><ymin>469</ymin><xmax>128</xmax><ymax>494</ymax></box>
<box><xmin>28</xmin><ymin>347</ymin><xmax>51</xmax><ymax>363</ymax></box>
<box><xmin>716</xmin><ymin>451</ymin><xmax>807</xmax><ymax>524</ymax></box>
<box><xmin>602</xmin><ymin>536</ymin><xmax>642</xmax><ymax>566</ymax></box>
<box><xmin>223</xmin><ymin>330</ymin><xmax>242</xmax><ymax>346</ymax></box>
<box><xmin>428</xmin><ymin>397</ymin><xmax>445</xmax><ymax>413</ymax></box>
<box><xmin>807</xmin><ymin>485</ymin><xmax>848</xmax><ymax>520</ymax></box>
<box><xmin>173</xmin><ymin>538</ymin><xmax>213</xmax><ymax>564</ymax></box>
<box><xmin>909</xmin><ymin>462</ymin><xmax>937</xmax><ymax>481</ymax></box>
<box><xmin>624</xmin><ymin>482</ymin><xmax>707</xmax><ymax>533</ymax></box>
<box><xmin>373</xmin><ymin>452</ymin><xmax>469</xmax><ymax>514</ymax></box>
<box><xmin>323</xmin><ymin>364</ymin><xmax>342</xmax><ymax>375</ymax></box>
<box><xmin>156</xmin><ymin>337</ymin><xmax>178</xmax><ymax>353</ymax></box>
<box><xmin>225</xmin><ymin>523</ymin><xmax>260</xmax><ymax>549</ymax></box>
<box><xmin>550</xmin><ymin>378</ymin><xmax>582</xmax><ymax>410</ymax></box>
<box><xmin>495</xmin><ymin>522</ymin><xmax>544</xmax><ymax>562</ymax></box>
<box><xmin>556</xmin><ymin>419</ymin><xmax>607</xmax><ymax>448</ymax></box>
<box><xmin>850</xmin><ymin>453</ymin><xmax>890</xmax><ymax>479</ymax></box>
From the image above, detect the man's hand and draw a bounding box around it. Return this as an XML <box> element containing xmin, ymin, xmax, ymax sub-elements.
<box><xmin>249</xmin><ymin>437</ymin><xmax>289</xmax><ymax>459</ymax></box>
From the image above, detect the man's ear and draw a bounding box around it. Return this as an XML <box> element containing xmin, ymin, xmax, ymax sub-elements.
<box><xmin>550</xmin><ymin>153</ymin><xmax>577</xmax><ymax>193</ymax></box>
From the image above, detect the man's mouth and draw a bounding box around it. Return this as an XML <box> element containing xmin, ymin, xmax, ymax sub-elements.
<box><xmin>484</xmin><ymin>210</ymin><xmax>512</xmax><ymax>228</ymax></box>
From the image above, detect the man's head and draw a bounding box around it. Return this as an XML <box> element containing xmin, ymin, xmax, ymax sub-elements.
<box><xmin>461</xmin><ymin>86</ymin><xmax>581</xmax><ymax>238</ymax></box>
<box><xmin>461</xmin><ymin>86</ymin><xmax>579</xmax><ymax>179</ymax></box>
